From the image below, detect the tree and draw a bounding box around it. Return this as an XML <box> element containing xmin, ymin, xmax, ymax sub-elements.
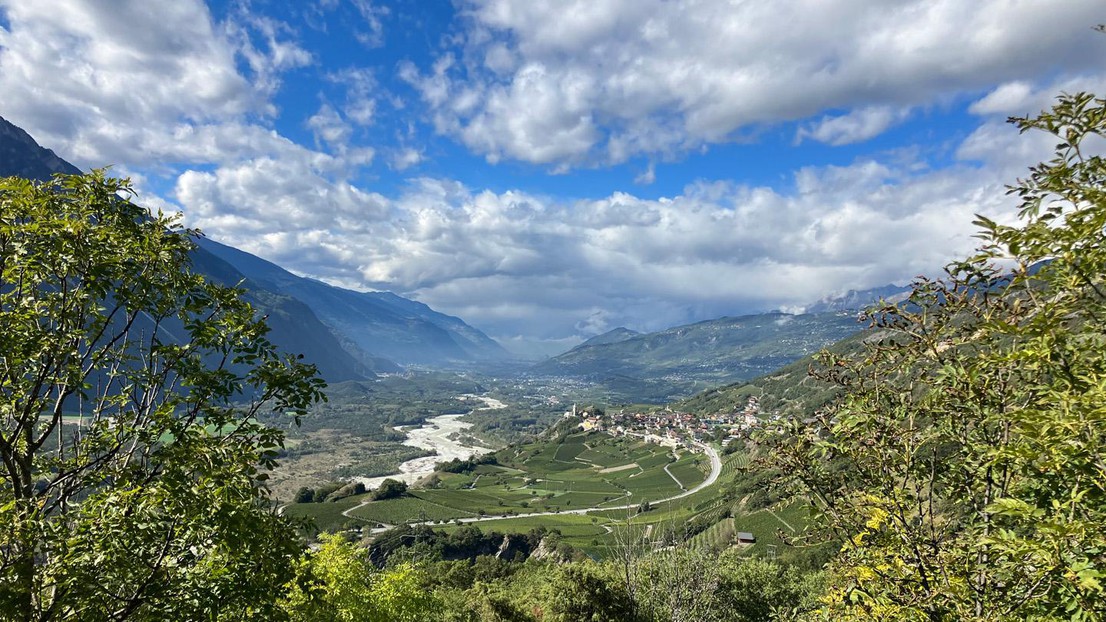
<box><xmin>763</xmin><ymin>92</ymin><xmax>1106</xmax><ymax>620</ymax></box>
<box><xmin>541</xmin><ymin>561</ymin><xmax>636</xmax><ymax>622</ymax></box>
<box><xmin>713</xmin><ymin>554</ymin><xmax>823</xmax><ymax>621</ymax></box>
<box><xmin>0</xmin><ymin>172</ymin><xmax>325</xmax><ymax>620</ymax></box>
<box><xmin>295</xmin><ymin>486</ymin><xmax>316</xmax><ymax>503</ymax></box>
<box><xmin>373</xmin><ymin>478</ymin><xmax>408</xmax><ymax>500</ymax></box>
<box><xmin>282</xmin><ymin>534</ymin><xmax>441</xmax><ymax>622</ymax></box>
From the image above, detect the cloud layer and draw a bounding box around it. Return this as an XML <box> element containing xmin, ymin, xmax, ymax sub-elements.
<box><xmin>0</xmin><ymin>0</ymin><xmax>309</xmax><ymax>168</ymax></box>
<box><xmin>1</xmin><ymin>0</ymin><xmax>1103</xmax><ymax>355</ymax></box>
<box><xmin>173</xmin><ymin>147</ymin><xmax>1026</xmax><ymax>345</ymax></box>
<box><xmin>403</xmin><ymin>0</ymin><xmax>1104</xmax><ymax>167</ymax></box>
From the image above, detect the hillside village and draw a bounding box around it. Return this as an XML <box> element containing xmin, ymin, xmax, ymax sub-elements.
<box><xmin>570</xmin><ymin>396</ymin><xmax>764</xmax><ymax>449</ymax></box>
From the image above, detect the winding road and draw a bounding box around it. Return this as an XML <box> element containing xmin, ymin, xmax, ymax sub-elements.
<box><xmin>360</xmin><ymin>441</ymin><xmax>724</xmax><ymax>532</ymax></box>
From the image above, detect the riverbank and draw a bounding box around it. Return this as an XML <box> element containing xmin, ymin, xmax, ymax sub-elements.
<box><xmin>354</xmin><ymin>413</ymin><xmax>493</xmax><ymax>489</ymax></box>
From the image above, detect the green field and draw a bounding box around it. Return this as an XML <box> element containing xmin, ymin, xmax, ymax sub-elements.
<box><xmin>291</xmin><ymin>432</ymin><xmax>704</xmax><ymax>534</ymax></box>
<box><xmin>288</xmin><ymin>432</ymin><xmax>808</xmax><ymax>559</ymax></box>
<box><xmin>282</xmin><ymin>494</ymin><xmax>368</xmax><ymax>533</ymax></box>
<box><xmin>349</xmin><ymin>494</ymin><xmax>476</xmax><ymax>524</ymax></box>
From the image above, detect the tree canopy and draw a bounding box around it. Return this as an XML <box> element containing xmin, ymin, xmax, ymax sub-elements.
<box><xmin>764</xmin><ymin>92</ymin><xmax>1106</xmax><ymax>620</ymax></box>
<box><xmin>0</xmin><ymin>171</ymin><xmax>325</xmax><ymax>621</ymax></box>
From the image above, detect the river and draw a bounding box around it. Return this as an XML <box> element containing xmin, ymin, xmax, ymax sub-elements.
<box><xmin>354</xmin><ymin>396</ymin><xmax>502</xmax><ymax>489</ymax></box>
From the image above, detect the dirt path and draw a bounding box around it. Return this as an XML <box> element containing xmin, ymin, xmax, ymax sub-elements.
<box><xmin>766</xmin><ymin>507</ymin><xmax>797</xmax><ymax>532</ymax></box>
<box><xmin>598</xmin><ymin>462</ymin><xmax>638</xmax><ymax>474</ymax></box>
<box><xmin>663</xmin><ymin>462</ymin><xmax>685</xmax><ymax>491</ymax></box>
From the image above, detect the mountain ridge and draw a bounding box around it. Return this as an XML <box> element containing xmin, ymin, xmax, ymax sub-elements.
<box><xmin>0</xmin><ymin>115</ymin><xmax>505</xmax><ymax>377</ymax></box>
<box><xmin>196</xmin><ymin>238</ymin><xmax>509</xmax><ymax>366</ymax></box>
<box><xmin>798</xmin><ymin>283</ymin><xmax>912</xmax><ymax>314</ymax></box>
<box><xmin>576</xmin><ymin>327</ymin><xmax>642</xmax><ymax>348</ymax></box>
<box><xmin>536</xmin><ymin>311</ymin><xmax>865</xmax><ymax>402</ymax></box>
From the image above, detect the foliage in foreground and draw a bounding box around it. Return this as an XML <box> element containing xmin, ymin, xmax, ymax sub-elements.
<box><xmin>0</xmin><ymin>172</ymin><xmax>325</xmax><ymax>621</ymax></box>
<box><xmin>764</xmin><ymin>92</ymin><xmax>1106</xmax><ymax>620</ymax></box>
<box><xmin>285</xmin><ymin>533</ymin><xmax>821</xmax><ymax>622</ymax></box>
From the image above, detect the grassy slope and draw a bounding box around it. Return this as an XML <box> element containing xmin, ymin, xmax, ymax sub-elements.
<box><xmin>537</xmin><ymin>312</ymin><xmax>863</xmax><ymax>390</ymax></box>
<box><xmin>676</xmin><ymin>325</ymin><xmax>882</xmax><ymax>417</ymax></box>
<box><xmin>288</xmin><ymin>432</ymin><xmax>716</xmax><ymax>548</ymax></box>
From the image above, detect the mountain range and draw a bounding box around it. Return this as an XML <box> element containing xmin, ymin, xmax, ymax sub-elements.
<box><xmin>535</xmin><ymin>311</ymin><xmax>865</xmax><ymax>402</ymax></box>
<box><xmin>196</xmin><ymin>237</ymin><xmax>508</xmax><ymax>366</ymax></box>
<box><xmin>0</xmin><ymin>116</ymin><xmax>508</xmax><ymax>382</ymax></box>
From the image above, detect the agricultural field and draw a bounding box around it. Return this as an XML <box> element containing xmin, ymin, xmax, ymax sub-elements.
<box><xmin>282</xmin><ymin>494</ymin><xmax>367</xmax><ymax>533</ymax></box>
<box><xmin>286</xmin><ymin>431</ymin><xmax>808</xmax><ymax>559</ymax></box>
<box><xmin>288</xmin><ymin>432</ymin><xmax>705</xmax><ymax>535</ymax></box>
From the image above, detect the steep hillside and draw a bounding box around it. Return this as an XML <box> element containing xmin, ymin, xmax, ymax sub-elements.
<box><xmin>196</xmin><ymin>238</ymin><xmax>509</xmax><ymax>366</ymax></box>
<box><xmin>0</xmin><ymin>115</ymin><xmax>370</xmax><ymax>383</ymax></box>
<box><xmin>535</xmin><ymin>312</ymin><xmax>864</xmax><ymax>401</ymax></box>
<box><xmin>0</xmin><ymin>117</ymin><xmax>81</xmax><ymax>180</ymax></box>
<box><xmin>676</xmin><ymin>327</ymin><xmax>878</xmax><ymax>418</ymax></box>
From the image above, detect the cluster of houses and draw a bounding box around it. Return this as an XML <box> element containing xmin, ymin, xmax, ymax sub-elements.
<box><xmin>567</xmin><ymin>397</ymin><xmax>764</xmax><ymax>448</ymax></box>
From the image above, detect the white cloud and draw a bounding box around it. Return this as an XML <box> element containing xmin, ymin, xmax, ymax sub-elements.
<box><xmin>325</xmin><ymin>67</ymin><xmax>378</xmax><ymax>125</ymax></box>
<box><xmin>306</xmin><ymin>103</ymin><xmax>353</xmax><ymax>147</ymax></box>
<box><xmin>174</xmin><ymin>155</ymin><xmax>392</xmax><ymax>282</ymax></box>
<box><xmin>0</xmin><ymin>0</ymin><xmax>311</xmax><ymax>169</ymax></box>
<box><xmin>350</xmin><ymin>0</ymin><xmax>389</xmax><ymax>48</ymax></box>
<box><xmin>798</xmin><ymin>106</ymin><xmax>911</xmax><ymax>146</ymax></box>
<box><xmin>969</xmin><ymin>81</ymin><xmax>1035</xmax><ymax>116</ymax></box>
<box><xmin>402</xmin><ymin>0</ymin><xmax>1105</xmax><ymax>167</ymax></box>
<box><xmin>170</xmin><ymin>121</ymin><xmax>1032</xmax><ymax>343</ymax></box>
<box><xmin>391</xmin><ymin>147</ymin><xmax>424</xmax><ymax>170</ymax></box>
<box><xmin>969</xmin><ymin>74</ymin><xmax>1106</xmax><ymax>118</ymax></box>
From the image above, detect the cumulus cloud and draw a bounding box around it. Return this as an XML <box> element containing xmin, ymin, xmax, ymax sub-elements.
<box><xmin>798</xmin><ymin>106</ymin><xmax>911</xmax><ymax>146</ymax></box>
<box><xmin>170</xmin><ymin>120</ymin><xmax>1036</xmax><ymax>345</ymax></box>
<box><xmin>391</xmin><ymin>147</ymin><xmax>424</xmax><ymax>170</ymax></box>
<box><xmin>3</xmin><ymin>0</ymin><xmax>1096</xmax><ymax>353</ymax></box>
<box><xmin>969</xmin><ymin>81</ymin><xmax>1036</xmax><ymax>116</ymax></box>
<box><xmin>401</xmin><ymin>0</ymin><xmax>1105</xmax><ymax>168</ymax></box>
<box><xmin>969</xmin><ymin>74</ymin><xmax>1106</xmax><ymax>118</ymax></box>
<box><xmin>174</xmin><ymin>155</ymin><xmax>392</xmax><ymax>281</ymax></box>
<box><xmin>306</xmin><ymin>103</ymin><xmax>353</xmax><ymax>147</ymax></box>
<box><xmin>0</xmin><ymin>0</ymin><xmax>311</xmax><ymax>168</ymax></box>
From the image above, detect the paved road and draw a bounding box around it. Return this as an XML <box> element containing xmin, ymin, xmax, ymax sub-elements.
<box><xmin>362</xmin><ymin>442</ymin><xmax>724</xmax><ymax>533</ymax></box>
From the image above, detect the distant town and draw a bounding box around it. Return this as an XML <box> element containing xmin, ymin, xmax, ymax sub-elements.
<box><xmin>568</xmin><ymin>397</ymin><xmax>763</xmax><ymax>450</ymax></box>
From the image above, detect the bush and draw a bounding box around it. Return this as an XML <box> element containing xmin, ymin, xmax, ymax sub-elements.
<box><xmin>372</xmin><ymin>478</ymin><xmax>408</xmax><ymax>501</ymax></box>
<box><xmin>294</xmin><ymin>487</ymin><xmax>315</xmax><ymax>503</ymax></box>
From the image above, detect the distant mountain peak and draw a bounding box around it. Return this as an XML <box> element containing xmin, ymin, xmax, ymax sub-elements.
<box><xmin>798</xmin><ymin>284</ymin><xmax>912</xmax><ymax>314</ymax></box>
<box><xmin>577</xmin><ymin>327</ymin><xmax>641</xmax><ymax>348</ymax></box>
<box><xmin>0</xmin><ymin>116</ymin><xmax>81</xmax><ymax>181</ymax></box>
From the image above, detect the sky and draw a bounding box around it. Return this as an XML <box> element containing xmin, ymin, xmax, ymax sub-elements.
<box><xmin>0</xmin><ymin>1</ymin><xmax>1103</xmax><ymax>357</ymax></box>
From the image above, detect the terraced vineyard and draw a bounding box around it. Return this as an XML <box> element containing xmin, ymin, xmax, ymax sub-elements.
<box><xmin>288</xmin><ymin>431</ymin><xmax>810</xmax><ymax>558</ymax></box>
<box><xmin>372</xmin><ymin>432</ymin><xmax>703</xmax><ymax>517</ymax></box>
<box><xmin>288</xmin><ymin>432</ymin><xmax>706</xmax><ymax>537</ymax></box>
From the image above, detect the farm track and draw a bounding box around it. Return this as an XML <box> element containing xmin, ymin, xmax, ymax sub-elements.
<box><xmin>663</xmin><ymin>460</ymin><xmax>685</xmax><ymax>491</ymax></box>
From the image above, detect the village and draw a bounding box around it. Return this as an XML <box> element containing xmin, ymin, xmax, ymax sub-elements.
<box><xmin>568</xmin><ymin>396</ymin><xmax>764</xmax><ymax>450</ymax></box>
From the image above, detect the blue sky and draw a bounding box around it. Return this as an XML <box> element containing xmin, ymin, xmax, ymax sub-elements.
<box><xmin>0</xmin><ymin>1</ymin><xmax>1103</xmax><ymax>356</ymax></box>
